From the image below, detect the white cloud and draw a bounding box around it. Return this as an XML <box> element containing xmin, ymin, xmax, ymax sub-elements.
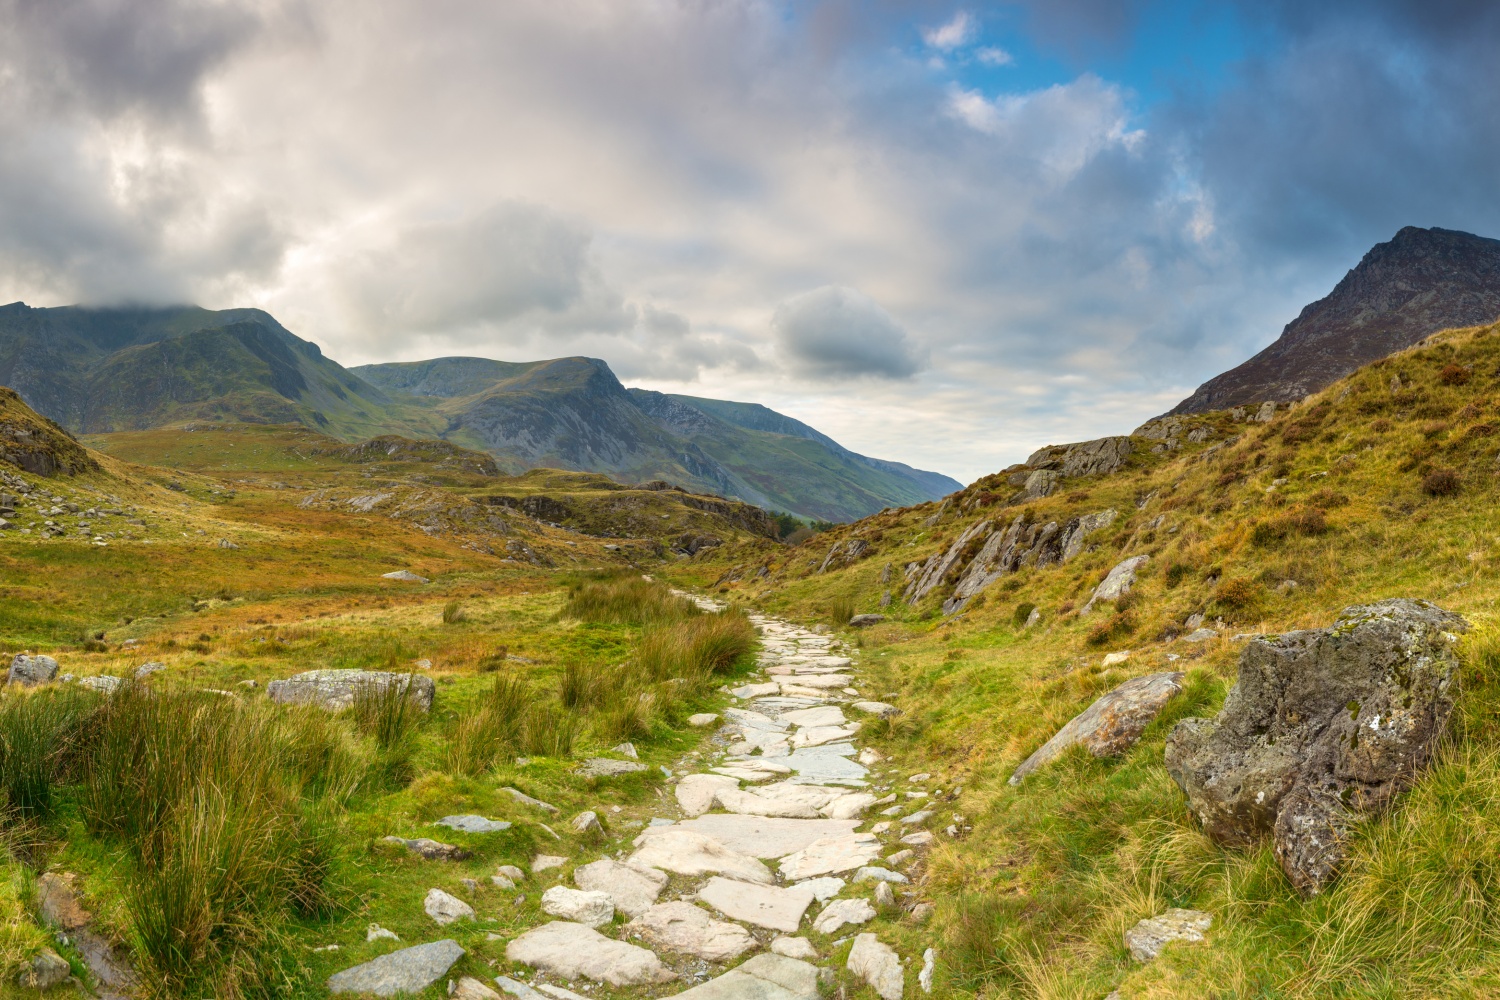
<box><xmin>771</xmin><ymin>286</ymin><xmax>925</xmax><ymax>379</ymax></box>
<box><xmin>922</xmin><ymin>12</ymin><xmax>974</xmax><ymax>52</ymax></box>
<box><xmin>976</xmin><ymin>46</ymin><xmax>1013</xmax><ymax>67</ymax></box>
<box><xmin>944</xmin><ymin>76</ymin><xmax>1145</xmax><ymax>178</ymax></box>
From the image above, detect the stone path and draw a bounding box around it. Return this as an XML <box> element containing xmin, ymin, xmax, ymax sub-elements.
<box><xmin>332</xmin><ymin>603</ymin><xmax>936</xmax><ymax>998</ymax></box>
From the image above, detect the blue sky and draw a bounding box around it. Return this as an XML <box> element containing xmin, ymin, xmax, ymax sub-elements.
<box><xmin>1</xmin><ymin>1</ymin><xmax>1498</xmax><ymax>482</ymax></box>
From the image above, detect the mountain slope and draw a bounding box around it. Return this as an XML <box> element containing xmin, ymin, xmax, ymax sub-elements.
<box><xmin>0</xmin><ymin>302</ymin><xmax>443</xmax><ymax>440</ymax></box>
<box><xmin>1171</xmin><ymin>226</ymin><xmax>1500</xmax><ymax>414</ymax></box>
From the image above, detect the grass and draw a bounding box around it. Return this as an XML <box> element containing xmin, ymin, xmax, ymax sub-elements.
<box><xmin>557</xmin><ymin>573</ymin><xmax>700</xmax><ymax>625</ymax></box>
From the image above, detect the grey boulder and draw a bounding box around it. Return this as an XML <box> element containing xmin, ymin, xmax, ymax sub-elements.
<box><xmin>1123</xmin><ymin>909</ymin><xmax>1212</xmax><ymax>962</ymax></box>
<box><xmin>1165</xmin><ymin>599</ymin><xmax>1467</xmax><ymax>894</ymax></box>
<box><xmin>1081</xmin><ymin>556</ymin><xmax>1148</xmax><ymax>613</ymax></box>
<box><xmin>267</xmin><ymin>669</ymin><xmax>434</xmax><ymax>712</ymax></box>
<box><xmin>1009</xmin><ymin>672</ymin><xmax>1184</xmax><ymax>784</ymax></box>
<box><xmin>8</xmin><ymin>653</ymin><xmax>58</xmax><ymax>686</ymax></box>
<box><xmin>327</xmin><ymin>939</ymin><xmax>464</xmax><ymax>996</ymax></box>
<box><xmin>436</xmin><ymin>814</ymin><xmax>511</xmax><ymax>834</ymax></box>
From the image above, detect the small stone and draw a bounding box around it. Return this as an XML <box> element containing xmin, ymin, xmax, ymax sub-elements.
<box><xmin>908</xmin><ymin>773</ymin><xmax>931</xmax><ymax>782</ymax></box>
<box><xmin>901</xmin><ymin>810</ymin><xmax>933</xmax><ymax>825</ymax></box>
<box><xmin>625</xmin><ymin>901</ymin><xmax>757</xmax><ymax>962</ymax></box>
<box><xmin>532</xmin><ymin>855</ymin><xmax>568</xmax><ymax>873</ymax></box>
<box><xmin>847</xmin><ymin>933</ymin><xmax>903</xmax><ymax>1000</ymax></box>
<box><xmin>676</xmin><ymin>774</ymin><xmax>739</xmax><ymax>818</ymax></box>
<box><xmin>794</xmin><ymin>876</ymin><xmax>845</xmax><ymax>901</ymax></box>
<box><xmin>908</xmin><ymin>902</ymin><xmax>934</xmax><ymax>923</ymax></box>
<box><xmin>1009</xmin><ymin>672</ymin><xmax>1185</xmax><ymax>785</ymax></box>
<box><xmin>497</xmin><ymin>864</ymin><xmax>526</xmax><ymax>882</ymax></box>
<box><xmin>853</xmin><ymin>867</ymin><xmax>907</xmax><ymax>885</ymax></box>
<box><xmin>135</xmin><ymin>661</ymin><xmax>166</xmax><ymax>679</ymax></box>
<box><xmin>506</xmin><ymin>921</ymin><xmax>675</xmax><ymax>986</ymax></box>
<box><xmin>812</xmin><ymin>897</ymin><xmax>875</xmax><ymax>935</ymax></box>
<box><xmin>899</xmin><ymin>831</ymin><xmax>934</xmax><ymax>846</ymax></box>
<box><xmin>688</xmin><ymin>713</ymin><xmax>720</xmax><ymax>726</ymax></box>
<box><xmin>858</xmin><ymin>748</ymin><xmax>883</xmax><ymax>765</ymax></box>
<box><xmin>1182</xmin><ymin>628</ymin><xmax>1219</xmax><ymax>643</ymax></box>
<box><xmin>384</xmin><ymin>837</ymin><xmax>471</xmax><ymax>861</ymax></box>
<box><xmin>18</xmin><ymin>947</ymin><xmax>70</xmax><ymax>989</ymax></box>
<box><xmin>613</xmin><ymin>742</ymin><xmax>639</xmax><ymax>759</ymax></box>
<box><xmin>491</xmin><ymin>874</ymin><xmax>516</xmax><ymax>890</ymax></box>
<box><xmin>886</xmin><ymin>850</ymin><xmax>914</xmax><ymax>865</ymax></box>
<box><xmin>367</xmin><ymin>923</ymin><xmax>401</xmax><ymax>943</ymax></box>
<box><xmin>540</xmin><ymin>886</ymin><xmax>614</xmax><ymax>929</ymax></box>
<box><xmin>1101</xmin><ymin>651</ymin><xmax>1131</xmax><ymax>666</ymax></box>
<box><xmin>851</xmin><ymin>701</ymin><xmax>900</xmax><ymax>719</ymax></box>
<box><xmin>771</xmin><ymin>936</ymin><xmax>818</xmax><ymax>960</ymax></box>
<box><xmin>578</xmin><ymin>758</ymin><xmax>648</xmax><ymax>777</ymax></box>
<box><xmin>1124</xmin><ymin>908</ymin><xmax>1213</xmax><ymax>961</ymax></box>
<box><xmin>327</xmin><ymin>939</ymin><xmax>464</xmax><ymax>996</ymax></box>
<box><xmin>848</xmin><ymin>614</ymin><xmax>886</xmax><ymax>628</ymax></box>
<box><xmin>436</xmin><ymin>815</ymin><xmax>511</xmax><ymax>834</ymax></box>
<box><xmin>424</xmin><ymin>888</ymin><xmax>474</xmax><ymax>925</ymax></box>
<box><xmin>495</xmin><ymin>976</ymin><xmax>547</xmax><ymax>1000</ymax></box>
<box><xmin>571</xmin><ymin>811</ymin><xmax>604</xmax><ymax>836</ymax></box>
<box><xmin>919</xmin><ymin>948</ymin><xmax>936</xmax><ymax>993</ymax></box>
<box><xmin>502</xmin><ymin>787</ymin><xmax>560</xmax><ymax>813</ymax></box>
<box><xmin>382</xmin><ymin>570</ymin><xmax>429</xmax><ymax>583</ymax></box>
<box><xmin>454</xmin><ymin>977</ymin><xmax>503</xmax><ymax>1000</ymax></box>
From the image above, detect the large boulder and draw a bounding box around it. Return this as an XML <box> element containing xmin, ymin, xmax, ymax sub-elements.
<box><xmin>8</xmin><ymin>653</ymin><xmax>58</xmax><ymax>686</ymax></box>
<box><xmin>1081</xmin><ymin>556</ymin><xmax>1148</xmax><ymax>613</ymax></box>
<box><xmin>267</xmin><ymin>669</ymin><xmax>434</xmax><ymax>712</ymax></box>
<box><xmin>1009</xmin><ymin>672</ymin><xmax>1185</xmax><ymax>784</ymax></box>
<box><xmin>1164</xmin><ymin>599</ymin><xmax>1468</xmax><ymax>894</ymax></box>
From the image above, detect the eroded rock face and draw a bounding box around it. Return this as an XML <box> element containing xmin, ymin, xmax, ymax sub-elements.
<box><xmin>267</xmin><ymin>670</ymin><xmax>435</xmax><ymax>712</ymax></box>
<box><xmin>1009</xmin><ymin>672</ymin><xmax>1184</xmax><ymax>784</ymax></box>
<box><xmin>1025</xmin><ymin>436</ymin><xmax>1133</xmax><ymax>478</ymax></box>
<box><xmin>1165</xmin><ymin>599</ymin><xmax>1467</xmax><ymax>894</ymax></box>
<box><xmin>942</xmin><ymin>509</ymin><xmax>1118</xmax><ymax>613</ymax></box>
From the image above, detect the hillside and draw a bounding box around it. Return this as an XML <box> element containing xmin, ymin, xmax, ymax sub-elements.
<box><xmin>357</xmin><ymin>356</ymin><xmax>960</xmax><ymax>520</ymax></box>
<box><xmin>680</xmin><ymin>318</ymin><xmax>1500</xmax><ymax>996</ymax></box>
<box><xmin>1172</xmin><ymin>226</ymin><xmax>1500</xmax><ymax>414</ymax></box>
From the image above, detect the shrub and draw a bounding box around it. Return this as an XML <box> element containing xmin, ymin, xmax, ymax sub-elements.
<box><xmin>1214</xmin><ymin>577</ymin><xmax>1260</xmax><ymax>610</ymax></box>
<box><xmin>446</xmin><ymin>674</ymin><xmax>530</xmax><ymax>775</ymax></box>
<box><xmin>1164</xmin><ymin>563</ymin><xmax>1190</xmax><ymax>589</ymax></box>
<box><xmin>351</xmin><ymin>677</ymin><xmax>422</xmax><ymax>786</ymax></box>
<box><xmin>1371</xmin><ymin>419</ymin><xmax>1392</xmax><ymax>433</ymax></box>
<box><xmin>1439</xmin><ymin>364</ymin><xmax>1471</xmax><ymax>386</ymax></box>
<box><xmin>1422</xmin><ymin>467</ymin><xmax>1462</xmax><ymax>496</ymax></box>
<box><xmin>441</xmin><ymin>600</ymin><xmax>465</xmax><ymax>624</ymax></box>
<box><xmin>1012</xmin><ymin>602</ymin><xmax>1036</xmax><ymax>627</ymax></box>
<box><xmin>1309</xmin><ymin>488</ymin><xmax>1350</xmax><ymax>508</ymax></box>
<box><xmin>1086</xmin><ymin>610</ymin><xmax>1135</xmax><ymax>646</ymax></box>
<box><xmin>477</xmin><ymin>646</ymin><xmax>510</xmax><ymax>672</ymax></box>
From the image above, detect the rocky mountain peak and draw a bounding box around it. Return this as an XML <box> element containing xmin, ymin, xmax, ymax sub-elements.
<box><xmin>1171</xmin><ymin>225</ymin><xmax>1500</xmax><ymax>414</ymax></box>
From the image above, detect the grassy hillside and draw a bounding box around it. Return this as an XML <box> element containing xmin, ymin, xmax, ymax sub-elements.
<box><xmin>682</xmin><ymin>319</ymin><xmax>1500</xmax><ymax>996</ymax></box>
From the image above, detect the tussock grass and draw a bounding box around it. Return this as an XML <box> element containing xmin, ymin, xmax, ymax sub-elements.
<box><xmin>0</xmin><ymin>686</ymin><xmax>93</xmax><ymax>820</ymax></box>
<box><xmin>558</xmin><ymin>574</ymin><xmax>699</xmax><ymax>624</ymax></box>
<box><xmin>827</xmin><ymin>594</ymin><xmax>855</xmax><ymax>626</ymax></box>
<box><xmin>636</xmin><ymin>610</ymin><xmax>755</xmax><ymax>682</ymax></box>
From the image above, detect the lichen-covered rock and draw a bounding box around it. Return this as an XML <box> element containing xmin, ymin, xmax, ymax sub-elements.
<box><xmin>1124</xmin><ymin>909</ymin><xmax>1212</xmax><ymax>961</ymax></box>
<box><xmin>943</xmin><ymin>509</ymin><xmax>1117</xmax><ymax>613</ymax></box>
<box><xmin>327</xmin><ymin>939</ymin><xmax>464</xmax><ymax>996</ymax></box>
<box><xmin>846</xmin><ymin>934</ymin><xmax>904</xmax><ymax>1000</ymax></box>
<box><xmin>8</xmin><ymin>653</ymin><xmax>58</xmax><ymax>686</ymax></box>
<box><xmin>1009</xmin><ymin>672</ymin><xmax>1184</xmax><ymax>784</ymax></box>
<box><xmin>267</xmin><ymin>669</ymin><xmax>435</xmax><ymax>712</ymax></box>
<box><xmin>1025</xmin><ymin>436</ymin><xmax>1133</xmax><ymax>477</ymax></box>
<box><xmin>1165</xmin><ymin>599</ymin><xmax>1467</xmax><ymax>894</ymax></box>
<box><xmin>1081</xmin><ymin>556</ymin><xmax>1149</xmax><ymax>613</ymax></box>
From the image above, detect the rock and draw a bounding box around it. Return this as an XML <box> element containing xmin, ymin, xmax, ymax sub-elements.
<box><xmin>535</xmin><ymin>986</ymin><xmax>586</xmax><ymax>1000</ymax></box>
<box><xmin>491</xmin><ymin>874</ymin><xmax>516</xmax><ymax>890</ymax></box>
<box><xmin>851</xmin><ymin>702</ymin><xmax>900</xmax><ymax>719</ymax></box>
<box><xmin>423</xmin><ymin>888</ymin><xmax>474</xmax><ymax>925</ymax></box>
<box><xmin>435</xmin><ymin>815</ymin><xmax>511</xmax><ymax>834</ymax></box>
<box><xmin>327</xmin><ymin>939</ymin><xmax>464</xmax><ymax>996</ymax></box>
<box><xmin>367</xmin><ymin>923</ymin><xmax>400</xmax><ymax>942</ymax></box>
<box><xmin>777</xmin><ymin>706</ymin><xmax>847</xmax><ymax>728</ymax></box>
<box><xmin>384</xmin><ymin>837</ymin><xmax>471</xmax><ymax>861</ymax></box>
<box><xmin>382</xmin><ymin>570</ymin><xmax>429</xmax><ymax>583</ymax></box>
<box><xmin>502</xmin><ymin>787</ymin><xmax>559</xmax><ymax>813</ymax></box>
<box><xmin>1124</xmin><ymin>909</ymin><xmax>1213</xmax><ymax>961</ymax></box>
<box><xmin>571</xmin><ymin>810</ymin><xmax>605</xmax><ymax>836</ymax></box>
<box><xmin>919</xmin><ymin>947</ymin><xmax>935</xmax><ymax>993</ymax></box>
<box><xmin>77</xmin><ymin>675</ymin><xmax>123</xmax><ymax>693</ymax></box>
<box><xmin>1165</xmin><ymin>599</ymin><xmax>1467</xmax><ymax>894</ymax></box>
<box><xmin>505</xmin><ymin>921</ymin><xmax>675</xmax><ymax>986</ymax></box>
<box><xmin>1182</xmin><ymin>628</ymin><xmax>1219</xmax><ymax>643</ymax></box>
<box><xmin>823</xmin><ymin>792</ymin><xmax>878</xmax><ymax>819</ymax></box>
<box><xmin>626</xmin><ymin>901</ymin><xmax>756</xmax><ymax>962</ymax></box>
<box><xmin>899</xmin><ymin>831</ymin><xmax>934</xmax><ymax>847</ymax></box>
<box><xmin>688</xmin><ymin>713</ymin><xmax>720</xmax><ymax>726</ymax></box>
<box><xmin>1081</xmin><ymin>556</ymin><xmax>1149</xmax><ymax>613</ymax></box>
<box><xmin>714</xmin><ymin>785</ymin><xmax>823</xmax><ymax>819</ymax></box>
<box><xmin>18</xmin><ymin>947</ymin><xmax>70</xmax><ymax>989</ymax></box>
<box><xmin>676</xmin><ymin>815</ymin><xmax>862</xmax><ymax>859</ymax></box>
<box><xmin>778</xmin><ymin>832</ymin><xmax>881</xmax><ymax>879</ymax></box>
<box><xmin>1024</xmin><ymin>607</ymin><xmax>1041</xmax><ymax>628</ymax></box>
<box><xmin>628</xmin><ymin>827</ymin><xmax>773</xmax><ymax>884</ymax></box>
<box><xmin>677</xmin><ymin>774</ymin><xmax>741</xmax><ymax>817</ymax></box>
<box><xmin>771</xmin><ymin>937</ymin><xmax>818</xmax><ymax>960</ymax></box>
<box><xmin>532</xmin><ymin>855</ymin><xmax>567</xmax><ymax>873</ymax></box>
<box><xmin>873</xmin><ymin>882</ymin><xmax>896</xmax><ymax>908</ymax></box>
<box><xmin>613</xmin><ymin>742</ymin><xmax>640</xmax><ymax>758</ymax></box>
<box><xmin>848</xmin><ymin>614</ymin><xmax>886</xmax><ymax>628</ymax></box>
<box><xmin>847</xmin><ymin>933</ymin><xmax>904</xmax><ymax>1000</ymax></box>
<box><xmin>794</xmin><ymin>876</ymin><xmax>845</xmax><ymax>901</ymax></box>
<box><xmin>858</xmin><ymin>748</ymin><xmax>883</xmax><ymax>766</ymax></box>
<box><xmin>1008</xmin><ymin>672</ymin><xmax>1186</xmax><ymax>784</ymax></box>
<box><xmin>134</xmin><ymin>661</ymin><xmax>165</xmax><ymax>679</ymax></box>
<box><xmin>1254</xmin><ymin>401</ymin><xmax>1276</xmax><ymax>422</ymax></box>
<box><xmin>454</xmin><ymin>977</ymin><xmax>503</xmax><ymax>1000</ymax></box>
<box><xmin>573</xmin><ymin>859</ymin><xmax>668</xmax><ymax>918</ymax></box>
<box><xmin>540</xmin><ymin>886</ymin><xmax>614</xmax><ymax>929</ymax></box>
<box><xmin>853</xmin><ymin>867</ymin><xmax>907</xmax><ymax>885</ymax></box>
<box><xmin>781</xmin><ymin>744</ymin><xmax>869</xmax><ymax>784</ymax></box>
<box><xmin>1027</xmin><ymin>436</ymin><xmax>1133</xmax><ymax>478</ymax></box>
<box><xmin>495</xmin><ymin>976</ymin><xmax>547</xmax><ymax>1000</ymax></box>
<box><xmin>268</xmin><ymin>670</ymin><xmax>435</xmax><ymax>712</ymax></box>
<box><xmin>908</xmin><ymin>902</ymin><xmax>934</xmax><ymax>923</ymax></box>
<box><xmin>901</xmin><ymin>810</ymin><xmax>932</xmax><ymax>825</ymax></box>
<box><xmin>8</xmin><ymin>653</ymin><xmax>58</xmax><ymax>686</ymax></box>
<box><xmin>1101</xmin><ymin>651</ymin><xmax>1130</xmax><ymax>666</ymax></box>
<box><xmin>37</xmin><ymin>873</ymin><xmax>92</xmax><ymax>930</ymax></box>
<box><xmin>670</xmin><ymin>953</ymin><xmax>820</xmax><ymax>1000</ymax></box>
<box><xmin>730</xmin><ymin>682</ymin><xmax>782</xmax><ymax>698</ymax></box>
<box><xmin>579</xmin><ymin>757</ymin><xmax>648</xmax><ymax>777</ymax></box>
<box><xmin>497</xmin><ymin>864</ymin><xmax>526</xmax><ymax>882</ymax></box>
<box><xmin>811</xmin><ymin>897</ymin><xmax>875</xmax><ymax>935</ymax></box>
<box><xmin>696</xmin><ymin>875</ymin><xmax>816</xmax><ymax>932</ymax></box>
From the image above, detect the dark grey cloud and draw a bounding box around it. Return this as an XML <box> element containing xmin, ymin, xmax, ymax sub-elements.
<box><xmin>772</xmin><ymin>286</ymin><xmax>926</xmax><ymax>379</ymax></box>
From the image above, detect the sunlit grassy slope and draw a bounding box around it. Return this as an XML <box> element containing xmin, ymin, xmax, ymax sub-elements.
<box><xmin>690</xmin><ymin>321</ymin><xmax>1500</xmax><ymax>997</ymax></box>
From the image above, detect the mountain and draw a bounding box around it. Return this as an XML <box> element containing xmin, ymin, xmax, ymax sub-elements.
<box><xmin>0</xmin><ymin>304</ymin><xmax>959</xmax><ymax>521</ymax></box>
<box><xmin>355</xmin><ymin>357</ymin><xmax>961</xmax><ymax>521</ymax></box>
<box><xmin>1171</xmin><ymin>226</ymin><xmax>1500</xmax><ymax>414</ymax></box>
<box><xmin>0</xmin><ymin>302</ymin><xmax>443</xmax><ymax>440</ymax></box>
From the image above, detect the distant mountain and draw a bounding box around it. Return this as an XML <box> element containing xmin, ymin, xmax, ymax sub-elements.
<box><xmin>356</xmin><ymin>357</ymin><xmax>961</xmax><ymax>521</ymax></box>
<box><xmin>1171</xmin><ymin>226</ymin><xmax>1500</xmax><ymax>414</ymax></box>
<box><xmin>0</xmin><ymin>304</ymin><xmax>958</xmax><ymax>520</ymax></box>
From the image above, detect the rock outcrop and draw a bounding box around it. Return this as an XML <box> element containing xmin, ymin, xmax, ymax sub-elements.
<box><xmin>267</xmin><ymin>669</ymin><xmax>435</xmax><ymax>712</ymax></box>
<box><xmin>7</xmin><ymin>653</ymin><xmax>59</xmax><ymax>686</ymax></box>
<box><xmin>1165</xmin><ymin>599</ymin><xmax>1467</xmax><ymax>894</ymax></box>
<box><xmin>1009</xmin><ymin>672</ymin><xmax>1185</xmax><ymax>784</ymax></box>
<box><xmin>1025</xmin><ymin>436</ymin><xmax>1134</xmax><ymax>478</ymax></box>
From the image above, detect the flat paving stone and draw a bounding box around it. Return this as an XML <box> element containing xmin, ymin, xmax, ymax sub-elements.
<box><xmin>777</xmin><ymin>833</ymin><xmax>881</xmax><ymax>880</ymax></box>
<box><xmin>435</xmin><ymin>815</ymin><xmax>511</xmax><ymax>833</ymax></box>
<box><xmin>505</xmin><ymin>921</ymin><xmax>675</xmax><ymax>986</ymax></box>
<box><xmin>678</xmin><ymin>774</ymin><xmax>741</xmax><ymax>817</ymax></box>
<box><xmin>628</xmin><ymin>827</ymin><xmax>774</xmax><ymax>884</ymax></box>
<box><xmin>812</xmin><ymin>897</ymin><xmax>876</xmax><ymax>935</ymax></box>
<box><xmin>696</xmin><ymin>876</ymin><xmax>816</xmax><ymax>933</ymax></box>
<box><xmin>327</xmin><ymin>939</ymin><xmax>464</xmax><ymax>996</ymax></box>
<box><xmin>625</xmin><ymin>901</ymin><xmax>757</xmax><ymax>962</ymax></box>
<box><xmin>675</xmin><ymin>815</ymin><xmax>862</xmax><ymax>858</ymax></box>
<box><xmin>776</xmin><ymin>706</ymin><xmax>848</xmax><ymax>728</ymax></box>
<box><xmin>668</xmin><ymin>953</ymin><xmax>820</xmax><ymax>1000</ymax></box>
<box><xmin>573</xmin><ymin>859</ymin><xmax>668</xmax><ymax>918</ymax></box>
<box><xmin>781</xmin><ymin>745</ymin><xmax>868</xmax><ymax>786</ymax></box>
<box><xmin>847</xmin><ymin>934</ymin><xmax>903</xmax><ymax>1000</ymax></box>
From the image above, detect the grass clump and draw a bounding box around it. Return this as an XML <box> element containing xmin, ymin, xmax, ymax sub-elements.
<box><xmin>827</xmin><ymin>595</ymin><xmax>855</xmax><ymax>626</ymax></box>
<box><xmin>0</xmin><ymin>686</ymin><xmax>92</xmax><ymax>820</ymax></box>
<box><xmin>558</xmin><ymin>574</ymin><xmax>698</xmax><ymax>625</ymax></box>
<box><xmin>1423</xmin><ymin>466</ymin><xmax>1462</xmax><ymax>496</ymax></box>
<box><xmin>441</xmin><ymin>600</ymin><xmax>466</xmax><ymax>624</ymax></box>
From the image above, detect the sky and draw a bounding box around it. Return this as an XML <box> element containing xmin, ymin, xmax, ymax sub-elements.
<box><xmin>2</xmin><ymin>0</ymin><xmax>1499</xmax><ymax>484</ymax></box>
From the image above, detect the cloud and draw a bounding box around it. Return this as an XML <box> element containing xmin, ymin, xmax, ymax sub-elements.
<box><xmin>921</xmin><ymin>11</ymin><xmax>974</xmax><ymax>51</ymax></box>
<box><xmin>975</xmin><ymin>46</ymin><xmax>1013</xmax><ymax>66</ymax></box>
<box><xmin>771</xmin><ymin>286</ymin><xmax>925</xmax><ymax>379</ymax></box>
